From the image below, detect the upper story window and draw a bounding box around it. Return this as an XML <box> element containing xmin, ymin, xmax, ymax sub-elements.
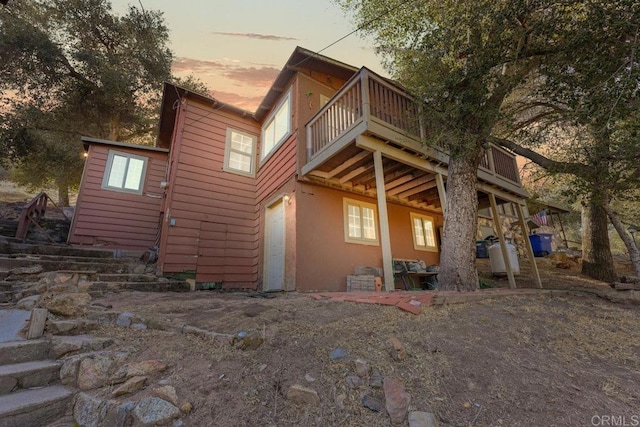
<box><xmin>410</xmin><ymin>213</ymin><xmax>438</xmax><ymax>252</ymax></box>
<box><xmin>261</xmin><ymin>89</ymin><xmax>292</xmax><ymax>160</ymax></box>
<box><xmin>343</xmin><ymin>198</ymin><xmax>379</xmax><ymax>245</ymax></box>
<box><xmin>102</xmin><ymin>150</ymin><xmax>147</xmax><ymax>194</ymax></box>
<box><xmin>224</xmin><ymin>128</ymin><xmax>257</xmax><ymax>176</ymax></box>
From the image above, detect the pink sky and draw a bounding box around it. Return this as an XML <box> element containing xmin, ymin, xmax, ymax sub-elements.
<box><xmin>111</xmin><ymin>1</ymin><xmax>385</xmax><ymax>111</ymax></box>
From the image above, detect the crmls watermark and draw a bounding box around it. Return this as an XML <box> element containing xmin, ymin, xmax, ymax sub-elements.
<box><xmin>591</xmin><ymin>415</ymin><xmax>640</xmax><ymax>427</ymax></box>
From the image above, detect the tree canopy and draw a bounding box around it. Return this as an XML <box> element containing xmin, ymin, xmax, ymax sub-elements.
<box><xmin>0</xmin><ymin>0</ymin><xmax>174</xmax><ymax>204</ymax></box>
<box><xmin>340</xmin><ymin>0</ymin><xmax>640</xmax><ymax>288</ymax></box>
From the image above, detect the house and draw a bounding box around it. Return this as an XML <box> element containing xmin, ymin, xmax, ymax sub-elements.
<box><xmin>69</xmin><ymin>47</ymin><xmax>540</xmax><ymax>291</ymax></box>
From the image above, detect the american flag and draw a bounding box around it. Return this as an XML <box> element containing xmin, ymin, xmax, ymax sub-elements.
<box><xmin>532</xmin><ymin>210</ymin><xmax>548</xmax><ymax>226</ymax></box>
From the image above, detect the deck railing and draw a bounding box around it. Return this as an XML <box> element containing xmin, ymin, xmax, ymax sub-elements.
<box><xmin>306</xmin><ymin>68</ymin><xmax>521</xmax><ymax>186</ymax></box>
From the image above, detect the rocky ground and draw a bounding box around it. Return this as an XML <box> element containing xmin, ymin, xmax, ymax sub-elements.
<box><xmin>71</xmin><ymin>266</ymin><xmax>640</xmax><ymax>427</ymax></box>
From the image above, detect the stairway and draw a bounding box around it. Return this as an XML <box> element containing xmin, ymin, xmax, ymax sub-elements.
<box><xmin>0</xmin><ymin>339</ymin><xmax>73</xmax><ymax>427</ymax></box>
<box><xmin>0</xmin><ymin>241</ymin><xmax>190</xmax><ymax>304</ymax></box>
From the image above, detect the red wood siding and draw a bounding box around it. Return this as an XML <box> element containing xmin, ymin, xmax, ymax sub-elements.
<box><xmin>68</xmin><ymin>144</ymin><xmax>168</xmax><ymax>251</ymax></box>
<box><xmin>158</xmin><ymin>98</ymin><xmax>260</xmax><ymax>288</ymax></box>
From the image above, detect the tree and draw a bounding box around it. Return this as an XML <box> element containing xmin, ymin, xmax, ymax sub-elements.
<box><xmin>341</xmin><ymin>0</ymin><xmax>640</xmax><ymax>289</ymax></box>
<box><xmin>0</xmin><ymin>0</ymin><xmax>173</xmax><ymax>205</ymax></box>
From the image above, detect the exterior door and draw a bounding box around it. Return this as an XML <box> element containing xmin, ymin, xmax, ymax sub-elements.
<box><xmin>264</xmin><ymin>199</ymin><xmax>285</xmax><ymax>291</ymax></box>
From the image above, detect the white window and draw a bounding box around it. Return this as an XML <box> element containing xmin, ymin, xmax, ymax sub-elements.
<box><xmin>411</xmin><ymin>213</ymin><xmax>438</xmax><ymax>252</ymax></box>
<box><xmin>261</xmin><ymin>89</ymin><xmax>291</xmax><ymax>160</ymax></box>
<box><xmin>102</xmin><ymin>150</ymin><xmax>147</xmax><ymax>194</ymax></box>
<box><xmin>224</xmin><ymin>128</ymin><xmax>257</xmax><ymax>176</ymax></box>
<box><xmin>343</xmin><ymin>198</ymin><xmax>379</xmax><ymax>245</ymax></box>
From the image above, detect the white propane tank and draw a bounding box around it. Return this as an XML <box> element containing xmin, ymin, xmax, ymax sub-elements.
<box><xmin>489</xmin><ymin>242</ymin><xmax>520</xmax><ymax>275</ymax></box>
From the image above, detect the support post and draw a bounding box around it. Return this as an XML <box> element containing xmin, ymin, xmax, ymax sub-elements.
<box><xmin>516</xmin><ymin>202</ymin><xmax>542</xmax><ymax>288</ymax></box>
<box><xmin>435</xmin><ymin>173</ymin><xmax>447</xmax><ymax>216</ymax></box>
<box><xmin>489</xmin><ymin>193</ymin><xmax>516</xmax><ymax>289</ymax></box>
<box><xmin>373</xmin><ymin>150</ymin><xmax>395</xmax><ymax>291</ymax></box>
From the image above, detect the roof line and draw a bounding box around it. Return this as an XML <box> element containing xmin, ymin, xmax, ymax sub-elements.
<box><xmin>81</xmin><ymin>137</ymin><xmax>170</xmax><ymax>153</ymax></box>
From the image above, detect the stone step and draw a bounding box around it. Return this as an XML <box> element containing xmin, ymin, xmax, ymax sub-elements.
<box><xmin>0</xmin><ymin>341</ymin><xmax>50</xmax><ymax>366</ymax></box>
<box><xmin>87</xmin><ymin>280</ymin><xmax>191</xmax><ymax>296</ymax></box>
<box><xmin>0</xmin><ymin>242</ymin><xmax>115</xmax><ymax>259</ymax></box>
<box><xmin>0</xmin><ymin>385</ymin><xmax>73</xmax><ymax>427</ymax></box>
<box><xmin>2</xmin><ymin>254</ymin><xmax>127</xmax><ymax>264</ymax></box>
<box><xmin>95</xmin><ymin>273</ymin><xmax>169</xmax><ymax>283</ymax></box>
<box><xmin>0</xmin><ymin>258</ymin><xmax>146</xmax><ymax>275</ymax></box>
<box><xmin>0</xmin><ymin>360</ymin><xmax>61</xmax><ymax>395</ymax></box>
<box><xmin>0</xmin><ymin>293</ymin><xmax>10</xmax><ymax>305</ymax></box>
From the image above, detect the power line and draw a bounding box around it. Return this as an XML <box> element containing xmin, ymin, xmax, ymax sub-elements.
<box><xmin>291</xmin><ymin>0</ymin><xmax>419</xmax><ymax>69</ymax></box>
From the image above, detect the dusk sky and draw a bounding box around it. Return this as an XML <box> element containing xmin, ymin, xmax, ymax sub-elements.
<box><xmin>111</xmin><ymin>0</ymin><xmax>386</xmax><ymax>110</ymax></box>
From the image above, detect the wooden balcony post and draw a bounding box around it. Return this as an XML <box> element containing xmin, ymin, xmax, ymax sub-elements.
<box><xmin>487</xmin><ymin>147</ymin><xmax>496</xmax><ymax>177</ymax></box>
<box><xmin>516</xmin><ymin>202</ymin><xmax>542</xmax><ymax>288</ymax></box>
<box><xmin>373</xmin><ymin>150</ymin><xmax>395</xmax><ymax>291</ymax></box>
<box><xmin>361</xmin><ymin>69</ymin><xmax>371</xmax><ymax>125</ymax></box>
<box><xmin>489</xmin><ymin>193</ymin><xmax>516</xmax><ymax>289</ymax></box>
<box><xmin>435</xmin><ymin>173</ymin><xmax>447</xmax><ymax>217</ymax></box>
<box><xmin>306</xmin><ymin>123</ymin><xmax>313</xmax><ymax>160</ymax></box>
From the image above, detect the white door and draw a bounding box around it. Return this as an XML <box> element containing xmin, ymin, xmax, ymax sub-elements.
<box><xmin>264</xmin><ymin>199</ymin><xmax>285</xmax><ymax>291</ymax></box>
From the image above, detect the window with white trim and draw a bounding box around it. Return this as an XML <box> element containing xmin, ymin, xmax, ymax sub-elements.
<box><xmin>102</xmin><ymin>150</ymin><xmax>148</xmax><ymax>194</ymax></box>
<box><xmin>224</xmin><ymin>128</ymin><xmax>257</xmax><ymax>176</ymax></box>
<box><xmin>261</xmin><ymin>89</ymin><xmax>291</xmax><ymax>160</ymax></box>
<box><xmin>343</xmin><ymin>198</ymin><xmax>379</xmax><ymax>245</ymax></box>
<box><xmin>410</xmin><ymin>213</ymin><xmax>438</xmax><ymax>252</ymax></box>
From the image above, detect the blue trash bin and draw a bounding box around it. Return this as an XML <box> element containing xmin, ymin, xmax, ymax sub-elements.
<box><xmin>529</xmin><ymin>234</ymin><xmax>553</xmax><ymax>257</ymax></box>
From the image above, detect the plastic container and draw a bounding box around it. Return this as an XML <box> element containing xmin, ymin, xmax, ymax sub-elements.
<box><xmin>489</xmin><ymin>242</ymin><xmax>520</xmax><ymax>275</ymax></box>
<box><xmin>476</xmin><ymin>240</ymin><xmax>490</xmax><ymax>258</ymax></box>
<box><xmin>529</xmin><ymin>233</ymin><xmax>553</xmax><ymax>257</ymax></box>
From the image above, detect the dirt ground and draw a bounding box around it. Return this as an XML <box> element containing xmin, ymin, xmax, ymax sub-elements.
<box><xmin>89</xmin><ymin>260</ymin><xmax>640</xmax><ymax>427</ymax></box>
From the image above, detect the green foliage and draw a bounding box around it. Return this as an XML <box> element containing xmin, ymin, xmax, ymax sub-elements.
<box><xmin>0</xmin><ymin>0</ymin><xmax>173</xmax><ymax>200</ymax></box>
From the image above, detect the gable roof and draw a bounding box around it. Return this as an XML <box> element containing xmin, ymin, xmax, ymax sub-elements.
<box><xmin>157</xmin><ymin>46</ymin><xmax>359</xmax><ymax>149</ymax></box>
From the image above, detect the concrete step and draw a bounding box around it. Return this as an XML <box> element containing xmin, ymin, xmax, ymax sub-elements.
<box><xmin>87</xmin><ymin>280</ymin><xmax>191</xmax><ymax>296</ymax></box>
<box><xmin>0</xmin><ymin>258</ymin><xmax>146</xmax><ymax>274</ymax></box>
<box><xmin>0</xmin><ymin>341</ymin><xmax>50</xmax><ymax>365</ymax></box>
<box><xmin>0</xmin><ymin>242</ymin><xmax>115</xmax><ymax>259</ymax></box>
<box><xmin>0</xmin><ymin>360</ymin><xmax>61</xmax><ymax>395</ymax></box>
<box><xmin>0</xmin><ymin>385</ymin><xmax>72</xmax><ymax>427</ymax></box>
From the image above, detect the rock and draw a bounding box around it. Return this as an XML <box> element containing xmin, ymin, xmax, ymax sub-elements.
<box><xmin>133</xmin><ymin>398</ymin><xmax>180</xmax><ymax>426</ymax></box>
<box><xmin>362</xmin><ymin>394</ymin><xmax>385</xmax><ymax>412</ymax></box>
<box><xmin>78</xmin><ymin>355</ymin><xmax>114</xmax><ymax>390</ymax></box>
<box><xmin>346</xmin><ymin>375</ymin><xmax>363</xmax><ymax>389</ymax></box>
<box><xmin>370</xmin><ymin>371</ymin><xmax>383</xmax><ymax>388</ymax></box>
<box><xmin>153</xmin><ymin>385</ymin><xmax>179</xmax><ymax>405</ymax></box>
<box><xmin>286</xmin><ymin>384</ymin><xmax>320</xmax><ymax>405</ymax></box>
<box><xmin>112</xmin><ymin>359</ymin><xmax>167</xmax><ymax>383</ymax></box>
<box><xmin>386</xmin><ymin>337</ymin><xmax>407</xmax><ymax>361</ymax></box>
<box><xmin>384</xmin><ymin>378</ymin><xmax>411</xmax><ymax>424</ymax></box>
<box><xmin>16</xmin><ymin>295</ymin><xmax>40</xmax><ymax>310</ymax></box>
<box><xmin>47</xmin><ymin>319</ymin><xmax>77</xmax><ymax>334</ymax></box>
<box><xmin>39</xmin><ymin>292</ymin><xmax>91</xmax><ymax>317</ymax></box>
<box><xmin>179</xmin><ymin>402</ymin><xmax>193</xmax><ymax>414</ymax></box>
<box><xmin>304</xmin><ymin>373</ymin><xmax>316</xmax><ymax>382</ymax></box>
<box><xmin>330</xmin><ymin>347</ymin><xmax>349</xmax><ymax>361</ymax></box>
<box><xmin>103</xmin><ymin>401</ymin><xmax>136</xmax><ymax>427</ymax></box>
<box><xmin>231</xmin><ymin>331</ymin><xmax>264</xmax><ymax>350</ymax></box>
<box><xmin>60</xmin><ymin>354</ymin><xmax>84</xmax><ymax>386</ymax></box>
<box><xmin>10</xmin><ymin>265</ymin><xmax>43</xmax><ymax>275</ymax></box>
<box><xmin>335</xmin><ymin>393</ymin><xmax>346</xmax><ymax>410</ymax></box>
<box><xmin>132</xmin><ymin>323</ymin><xmax>147</xmax><ymax>330</ymax></box>
<box><xmin>354</xmin><ymin>358</ymin><xmax>370</xmax><ymax>377</ymax></box>
<box><xmin>257</xmin><ymin>364</ymin><xmax>267</xmax><ymax>373</ymax></box>
<box><xmin>51</xmin><ymin>335</ymin><xmax>114</xmax><ymax>359</ymax></box>
<box><xmin>73</xmin><ymin>392</ymin><xmax>108</xmax><ymax>427</ymax></box>
<box><xmin>113</xmin><ymin>375</ymin><xmax>147</xmax><ymax>397</ymax></box>
<box><xmin>116</xmin><ymin>312</ymin><xmax>135</xmax><ymax>327</ymax></box>
<box><xmin>409</xmin><ymin>411</ymin><xmax>439</xmax><ymax>427</ymax></box>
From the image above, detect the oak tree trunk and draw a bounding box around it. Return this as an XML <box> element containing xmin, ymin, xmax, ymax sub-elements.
<box><xmin>56</xmin><ymin>179</ymin><xmax>70</xmax><ymax>207</ymax></box>
<box><xmin>438</xmin><ymin>155</ymin><xmax>480</xmax><ymax>291</ymax></box>
<box><xmin>581</xmin><ymin>197</ymin><xmax>617</xmax><ymax>282</ymax></box>
<box><xmin>603</xmin><ymin>203</ymin><xmax>640</xmax><ymax>278</ymax></box>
